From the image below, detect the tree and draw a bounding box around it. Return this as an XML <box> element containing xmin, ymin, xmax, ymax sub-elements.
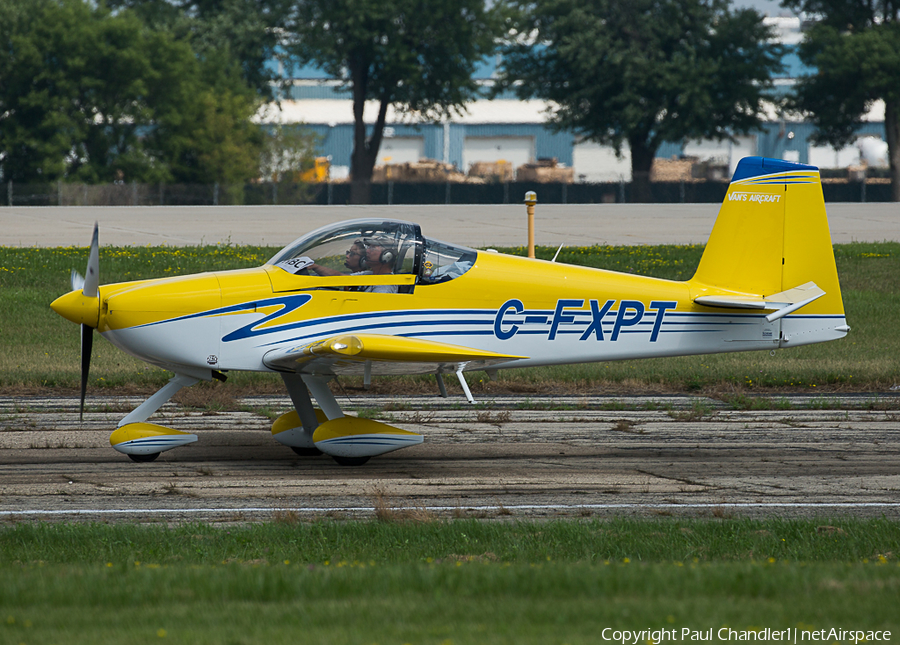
<box><xmin>496</xmin><ymin>0</ymin><xmax>783</xmax><ymax>202</ymax></box>
<box><xmin>65</xmin><ymin>10</ymin><xmax>198</xmax><ymax>184</ymax></box>
<box><xmin>782</xmin><ymin>0</ymin><xmax>900</xmax><ymax>201</ymax></box>
<box><xmin>155</xmin><ymin>85</ymin><xmax>265</xmax><ymax>195</ymax></box>
<box><xmin>0</xmin><ymin>0</ymin><xmax>267</xmax><ymax>187</ymax></box>
<box><xmin>1</xmin><ymin>0</ymin><xmax>88</xmax><ymax>182</ymax></box>
<box><xmin>107</xmin><ymin>0</ymin><xmax>291</xmax><ymax>100</ymax></box>
<box><xmin>284</xmin><ymin>0</ymin><xmax>502</xmax><ymax>203</ymax></box>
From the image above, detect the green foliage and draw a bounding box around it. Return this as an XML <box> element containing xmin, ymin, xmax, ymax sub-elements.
<box><xmin>789</xmin><ymin>22</ymin><xmax>900</xmax><ymax>146</ymax></box>
<box><xmin>106</xmin><ymin>0</ymin><xmax>289</xmax><ymax>99</ymax></box>
<box><xmin>259</xmin><ymin>123</ymin><xmax>322</xmax><ymax>182</ymax></box>
<box><xmin>782</xmin><ymin>1</ymin><xmax>900</xmax><ymax>201</ymax></box>
<box><xmin>0</xmin><ymin>0</ymin><xmax>269</xmax><ymax>186</ymax></box>
<box><xmin>161</xmin><ymin>86</ymin><xmax>265</xmax><ymax>190</ymax></box>
<box><xmin>496</xmin><ymin>0</ymin><xmax>782</xmax><ymax>199</ymax></box>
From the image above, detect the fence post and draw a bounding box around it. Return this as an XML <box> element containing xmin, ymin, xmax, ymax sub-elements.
<box><xmin>445</xmin><ymin>181</ymin><xmax>451</xmax><ymax>205</ymax></box>
<box><xmin>327</xmin><ymin>182</ymin><xmax>333</xmax><ymax>205</ymax></box>
<box><xmin>388</xmin><ymin>180</ymin><xmax>393</xmax><ymax>205</ymax></box>
<box><xmin>7</xmin><ymin>181</ymin><xmax>11</xmax><ymax>206</ymax></box>
<box><xmin>213</xmin><ymin>183</ymin><xmax>219</xmax><ymax>206</ymax></box>
<box><xmin>57</xmin><ymin>181</ymin><xmax>62</xmax><ymax>205</ymax></box>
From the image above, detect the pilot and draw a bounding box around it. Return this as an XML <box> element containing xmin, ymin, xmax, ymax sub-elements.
<box><xmin>310</xmin><ymin>237</ymin><xmax>399</xmax><ymax>293</ymax></box>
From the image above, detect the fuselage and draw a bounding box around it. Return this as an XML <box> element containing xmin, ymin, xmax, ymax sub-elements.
<box><xmin>67</xmin><ymin>250</ymin><xmax>844</xmax><ymax>378</ymax></box>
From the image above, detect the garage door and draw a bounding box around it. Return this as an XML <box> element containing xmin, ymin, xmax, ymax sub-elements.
<box><xmin>572</xmin><ymin>141</ymin><xmax>632</xmax><ymax>182</ymax></box>
<box><xmin>463</xmin><ymin>137</ymin><xmax>534</xmax><ymax>172</ymax></box>
<box><xmin>379</xmin><ymin>137</ymin><xmax>424</xmax><ymax>165</ymax></box>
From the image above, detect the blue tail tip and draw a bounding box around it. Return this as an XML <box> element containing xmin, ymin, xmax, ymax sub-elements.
<box><xmin>731</xmin><ymin>157</ymin><xmax>818</xmax><ymax>183</ymax></box>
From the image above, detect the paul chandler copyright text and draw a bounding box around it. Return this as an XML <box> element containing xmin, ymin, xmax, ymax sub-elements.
<box><xmin>600</xmin><ymin>629</ymin><xmax>891</xmax><ymax>644</ymax></box>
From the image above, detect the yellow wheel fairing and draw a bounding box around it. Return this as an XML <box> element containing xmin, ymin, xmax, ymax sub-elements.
<box><xmin>271</xmin><ymin>409</ymin><xmax>328</xmax><ymax>448</ymax></box>
<box><xmin>312</xmin><ymin>417</ymin><xmax>424</xmax><ymax>458</ymax></box>
<box><xmin>110</xmin><ymin>423</ymin><xmax>198</xmax><ymax>456</ymax></box>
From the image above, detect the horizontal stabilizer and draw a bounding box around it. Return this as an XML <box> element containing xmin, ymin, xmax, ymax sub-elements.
<box><xmin>694</xmin><ymin>282</ymin><xmax>825</xmax><ymax>318</ymax></box>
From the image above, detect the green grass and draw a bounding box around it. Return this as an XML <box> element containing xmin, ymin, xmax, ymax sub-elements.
<box><xmin>1</xmin><ymin>519</ymin><xmax>898</xmax><ymax>644</ymax></box>
<box><xmin>1</xmin><ymin>242</ymin><xmax>898</xmax><ymax>393</ymax></box>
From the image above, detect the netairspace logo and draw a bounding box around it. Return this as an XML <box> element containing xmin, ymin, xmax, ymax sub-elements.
<box><xmin>600</xmin><ymin>628</ymin><xmax>891</xmax><ymax>645</ymax></box>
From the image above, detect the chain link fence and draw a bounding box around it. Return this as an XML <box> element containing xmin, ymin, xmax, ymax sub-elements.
<box><xmin>4</xmin><ymin>179</ymin><xmax>892</xmax><ymax>206</ymax></box>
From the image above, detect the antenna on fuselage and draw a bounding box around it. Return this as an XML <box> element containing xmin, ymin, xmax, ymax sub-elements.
<box><xmin>551</xmin><ymin>243</ymin><xmax>565</xmax><ymax>262</ymax></box>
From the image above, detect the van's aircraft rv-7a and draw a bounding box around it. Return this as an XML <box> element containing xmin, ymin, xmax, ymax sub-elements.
<box><xmin>51</xmin><ymin>157</ymin><xmax>849</xmax><ymax>466</ymax></box>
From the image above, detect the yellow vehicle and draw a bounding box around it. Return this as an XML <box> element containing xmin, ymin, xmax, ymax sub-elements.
<box><xmin>298</xmin><ymin>156</ymin><xmax>329</xmax><ymax>182</ymax></box>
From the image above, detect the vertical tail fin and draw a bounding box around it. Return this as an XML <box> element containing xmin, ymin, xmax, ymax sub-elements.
<box><xmin>690</xmin><ymin>157</ymin><xmax>844</xmax><ymax>320</ymax></box>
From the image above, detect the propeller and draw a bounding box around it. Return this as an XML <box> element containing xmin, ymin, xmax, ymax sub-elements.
<box><xmin>71</xmin><ymin>224</ymin><xmax>100</xmax><ymax>420</ymax></box>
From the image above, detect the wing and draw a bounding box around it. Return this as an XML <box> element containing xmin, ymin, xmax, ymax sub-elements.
<box><xmin>263</xmin><ymin>333</ymin><xmax>526</xmax><ymax>376</ymax></box>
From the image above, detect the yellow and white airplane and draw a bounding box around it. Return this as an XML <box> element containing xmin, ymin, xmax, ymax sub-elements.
<box><xmin>51</xmin><ymin>157</ymin><xmax>849</xmax><ymax>465</ymax></box>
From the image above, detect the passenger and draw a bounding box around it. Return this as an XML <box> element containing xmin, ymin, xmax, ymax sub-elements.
<box><xmin>310</xmin><ymin>237</ymin><xmax>398</xmax><ymax>293</ymax></box>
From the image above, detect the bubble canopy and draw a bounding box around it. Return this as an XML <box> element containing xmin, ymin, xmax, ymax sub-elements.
<box><xmin>267</xmin><ymin>218</ymin><xmax>476</xmax><ymax>285</ymax></box>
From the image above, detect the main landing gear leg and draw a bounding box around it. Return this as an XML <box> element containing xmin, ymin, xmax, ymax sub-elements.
<box><xmin>276</xmin><ymin>373</ymin><xmax>324</xmax><ymax>456</ymax></box>
<box><xmin>110</xmin><ymin>373</ymin><xmax>200</xmax><ymax>462</ymax></box>
<box><xmin>302</xmin><ymin>375</ymin><xmax>369</xmax><ymax>465</ymax></box>
<box><xmin>300</xmin><ymin>374</ymin><xmax>345</xmax><ymax>420</ymax></box>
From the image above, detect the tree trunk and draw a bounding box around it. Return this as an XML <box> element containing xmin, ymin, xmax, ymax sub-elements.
<box><xmin>629</xmin><ymin>138</ymin><xmax>656</xmax><ymax>203</ymax></box>
<box><xmin>349</xmin><ymin>59</ymin><xmax>373</xmax><ymax>205</ymax></box>
<box><xmin>885</xmin><ymin>98</ymin><xmax>900</xmax><ymax>202</ymax></box>
<box><xmin>348</xmin><ymin>58</ymin><xmax>392</xmax><ymax>205</ymax></box>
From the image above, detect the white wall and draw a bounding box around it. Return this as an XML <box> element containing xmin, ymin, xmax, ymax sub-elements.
<box><xmin>572</xmin><ymin>141</ymin><xmax>631</xmax><ymax>182</ymax></box>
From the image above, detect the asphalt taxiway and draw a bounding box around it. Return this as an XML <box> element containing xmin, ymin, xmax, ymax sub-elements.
<box><xmin>2</xmin><ymin>394</ymin><xmax>898</xmax><ymax>522</ymax></box>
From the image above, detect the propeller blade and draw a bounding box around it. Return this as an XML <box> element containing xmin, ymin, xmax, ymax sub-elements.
<box><xmin>70</xmin><ymin>269</ymin><xmax>85</xmax><ymax>292</ymax></box>
<box><xmin>83</xmin><ymin>223</ymin><xmax>99</xmax><ymax>298</ymax></box>
<box><xmin>80</xmin><ymin>323</ymin><xmax>93</xmax><ymax>421</ymax></box>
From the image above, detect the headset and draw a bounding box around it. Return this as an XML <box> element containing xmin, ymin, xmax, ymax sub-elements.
<box><xmin>358</xmin><ymin>236</ymin><xmax>396</xmax><ymax>269</ymax></box>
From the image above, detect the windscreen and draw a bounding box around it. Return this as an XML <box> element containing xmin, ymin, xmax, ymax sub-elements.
<box><xmin>269</xmin><ymin>219</ymin><xmax>422</xmax><ymax>276</ymax></box>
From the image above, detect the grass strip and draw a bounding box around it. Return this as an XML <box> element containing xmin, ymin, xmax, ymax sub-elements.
<box><xmin>1</xmin><ymin>519</ymin><xmax>898</xmax><ymax>644</ymax></box>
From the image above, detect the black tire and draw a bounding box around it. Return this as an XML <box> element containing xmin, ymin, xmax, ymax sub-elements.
<box><xmin>128</xmin><ymin>452</ymin><xmax>159</xmax><ymax>463</ymax></box>
<box><xmin>332</xmin><ymin>455</ymin><xmax>370</xmax><ymax>467</ymax></box>
<box><xmin>291</xmin><ymin>446</ymin><xmax>323</xmax><ymax>457</ymax></box>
